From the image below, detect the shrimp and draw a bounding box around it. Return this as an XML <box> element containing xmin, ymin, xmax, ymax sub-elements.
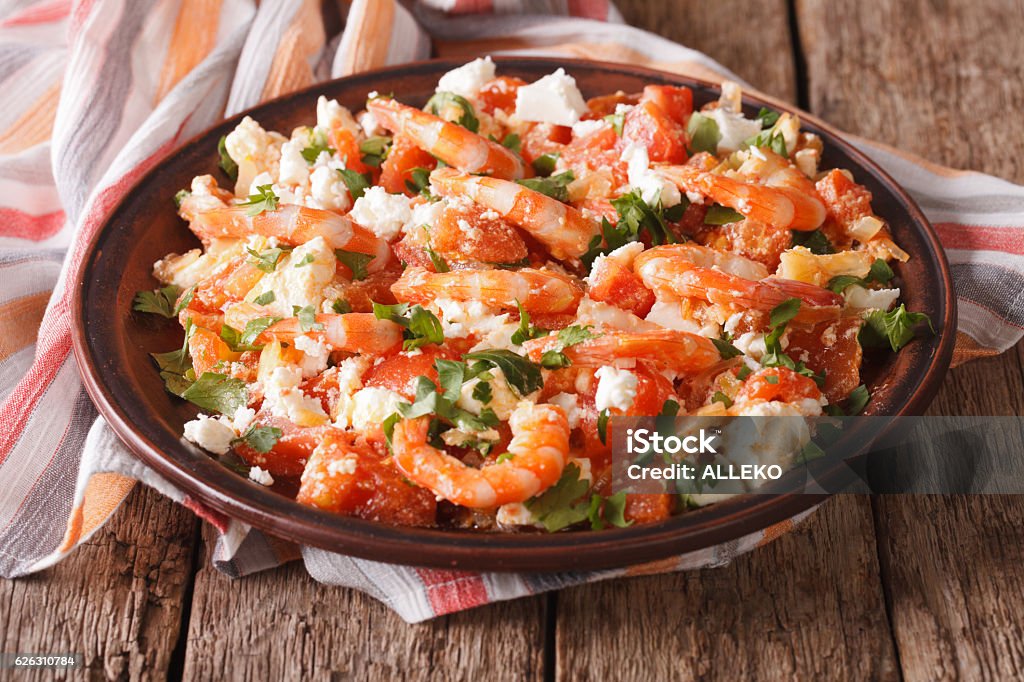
<box><xmin>189</xmin><ymin>204</ymin><xmax>390</xmax><ymax>271</ymax></box>
<box><xmin>430</xmin><ymin>168</ymin><xmax>600</xmax><ymax>261</ymax></box>
<box><xmin>391</xmin><ymin>266</ymin><xmax>583</xmax><ymax>314</ymax></box>
<box><xmin>523</xmin><ymin>329</ymin><xmax>721</xmax><ymax>374</ymax></box>
<box><xmin>366</xmin><ymin>98</ymin><xmax>525</xmax><ymax>180</ymax></box>
<box><xmin>392</xmin><ymin>402</ymin><xmax>570</xmax><ymax>508</ymax></box>
<box><xmin>257</xmin><ymin>313</ymin><xmax>404</xmax><ymax>355</ymax></box>
<box><xmin>657</xmin><ymin>149</ymin><xmax>826</xmax><ymax>231</ymax></box>
<box><xmin>634</xmin><ymin>244</ymin><xmax>842</xmax><ymax>324</ymax></box>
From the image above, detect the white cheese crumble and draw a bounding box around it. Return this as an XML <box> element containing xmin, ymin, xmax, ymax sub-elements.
<box><xmin>432</xmin><ymin>298</ymin><xmax>509</xmax><ymax>340</ymax></box>
<box><xmin>248</xmin><ymin>466</ymin><xmax>275</xmax><ymax>486</ymax></box>
<box><xmin>844</xmin><ymin>285</ymin><xmax>901</xmax><ymax>311</ymax></box>
<box><xmin>348</xmin><ymin>186</ymin><xmax>412</xmax><ymax>241</ymax></box>
<box><xmin>571</xmin><ymin>119</ymin><xmax>609</xmax><ymax>139</ymax></box>
<box><xmin>547</xmin><ymin>392</ymin><xmax>581</xmax><ymax>429</ymax></box>
<box><xmin>294</xmin><ymin>334</ymin><xmax>332</xmax><ymax>378</ymax></box>
<box><xmin>457</xmin><ymin>367</ymin><xmax>529</xmax><ymax>421</ymax></box>
<box><xmin>349</xmin><ymin>387</ymin><xmax>406</xmax><ymax>431</ymax></box>
<box><xmin>436</xmin><ymin>56</ymin><xmax>496</xmax><ymax>99</ymax></box>
<box><xmin>277</xmin><ymin>137</ymin><xmax>309</xmax><ymax>187</ymax></box>
<box><xmin>315</xmin><ymin>96</ymin><xmax>361</xmax><ymax>140</ymax></box>
<box><xmin>515</xmin><ymin>68</ymin><xmax>588</xmax><ymax>127</ymax></box>
<box><xmin>621</xmin><ymin>143</ymin><xmax>682</xmax><ymax>207</ymax></box>
<box><xmin>308</xmin><ymin>164</ymin><xmax>351</xmax><ymax>212</ymax></box>
<box><xmin>496</xmin><ymin>502</ymin><xmax>539</xmax><ymax>528</ymax></box>
<box><xmin>403</xmin><ymin>199</ymin><xmax>446</xmax><ymax>234</ymax></box>
<box><xmin>183</xmin><ymin>414</ymin><xmax>236</xmax><ymax>455</ymax></box>
<box><xmin>594</xmin><ymin>366</ymin><xmax>638</xmax><ymax>412</ymax></box>
<box><xmin>708</xmin><ymin>108</ymin><xmax>763</xmax><ymax>154</ymax></box>
<box><xmin>246</xmin><ymin>236</ymin><xmax>335</xmax><ymax>317</ymax></box>
<box><xmin>263</xmin><ymin>366</ymin><xmax>328</xmax><ymax>427</ymax></box>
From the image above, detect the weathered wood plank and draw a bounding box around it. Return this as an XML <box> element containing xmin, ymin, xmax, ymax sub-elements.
<box><xmin>798</xmin><ymin>0</ymin><xmax>1024</xmax><ymax>679</ymax></box>
<box><xmin>0</xmin><ymin>486</ymin><xmax>197</xmax><ymax>681</ymax></box>
<box><xmin>556</xmin><ymin>4</ymin><xmax>898</xmax><ymax>680</ymax></box>
<box><xmin>180</xmin><ymin>526</ymin><xmax>546</xmax><ymax>681</ymax></box>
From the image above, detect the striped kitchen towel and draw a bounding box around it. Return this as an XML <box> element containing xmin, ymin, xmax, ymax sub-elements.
<box><xmin>1</xmin><ymin>0</ymin><xmax>1022</xmax><ymax>623</ymax></box>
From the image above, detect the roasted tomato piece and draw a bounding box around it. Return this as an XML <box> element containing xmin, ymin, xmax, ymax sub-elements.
<box><xmin>584</xmin><ymin>91</ymin><xmax>640</xmax><ymax>118</ymax></box>
<box><xmin>235</xmin><ymin>416</ymin><xmax>335</xmax><ymax>479</ymax></box>
<box><xmin>624</xmin><ymin>494</ymin><xmax>674</xmax><ymax>524</ymax></box>
<box><xmin>698</xmin><ymin>218</ymin><xmax>792</xmax><ymax>271</ymax></box>
<box><xmin>363</xmin><ymin>345</ymin><xmax>458</xmax><ymax>401</ymax></box>
<box><xmin>328</xmin><ymin>126</ymin><xmax>371</xmax><ymax>176</ymax></box>
<box><xmin>297</xmin><ymin>432</ymin><xmax>437</xmax><ymax>526</ymax></box>
<box><xmin>784</xmin><ymin>317</ymin><xmax>864</xmax><ymax>405</ymax></box>
<box><xmin>188</xmin><ymin>326</ymin><xmax>240</xmax><ymax>376</ymax></box>
<box><xmin>622</xmin><ymin>100</ymin><xmax>688</xmax><ymax>163</ymax></box>
<box><xmin>815</xmin><ymin>169</ymin><xmax>873</xmax><ymax>226</ymax></box>
<box><xmin>587</xmin><ymin>257</ymin><xmax>656</xmax><ymax>318</ymax></box>
<box><xmin>736</xmin><ymin>367</ymin><xmax>822</xmax><ymax>405</ymax></box>
<box><xmin>335</xmin><ymin>266</ymin><xmax>402</xmax><ymax>312</ymax></box>
<box><xmin>639</xmin><ymin>85</ymin><xmax>693</xmax><ymax>126</ymax></box>
<box><xmin>431</xmin><ymin>201</ymin><xmax>528</xmax><ymax>265</ymax></box>
<box><xmin>477</xmin><ymin>76</ymin><xmax>526</xmax><ymax>114</ymax></box>
<box><xmin>521</xmin><ymin>122</ymin><xmax>572</xmax><ymax>164</ymax></box>
<box><xmin>379</xmin><ymin>132</ymin><xmax>437</xmax><ymax>196</ymax></box>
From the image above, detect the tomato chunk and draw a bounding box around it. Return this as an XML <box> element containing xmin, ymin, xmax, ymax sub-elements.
<box><xmin>815</xmin><ymin>169</ymin><xmax>873</xmax><ymax>226</ymax></box>
<box><xmin>784</xmin><ymin>317</ymin><xmax>863</xmax><ymax>405</ymax></box>
<box><xmin>622</xmin><ymin>100</ymin><xmax>688</xmax><ymax>163</ymax></box>
<box><xmin>188</xmin><ymin>327</ymin><xmax>239</xmax><ymax>376</ymax></box>
<box><xmin>379</xmin><ymin>132</ymin><xmax>437</xmax><ymax>196</ymax></box>
<box><xmin>363</xmin><ymin>346</ymin><xmax>458</xmax><ymax>401</ymax></box>
<box><xmin>520</xmin><ymin>122</ymin><xmax>572</xmax><ymax>164</ymax></box>
<box><xmin>624</xmin><ymin>494</ymin><xmax>674</xmax><ymax>524</ymax></box>
<box><xmin>587</xmin><ymin>257</ymin><xmax>656</xmax><ymax>318</ymax></box>
<box><xmin>235</xmin><ymin>416</ymin><xmax>334</xmax><ymax>478</ymax></box>
<box><xmin>639</xmin><ymin>85</ymin><xmax>693</xmax><ymax>126</ymax></box>
<box><xmin>476</xmin><ymin>76</ymin><xmax>526</xmax><ymax>114</ymax></box>
<box><xmin>736</xmin><ymin>367</ymin><xmax>822</xmax><ymax>405</ymax></box>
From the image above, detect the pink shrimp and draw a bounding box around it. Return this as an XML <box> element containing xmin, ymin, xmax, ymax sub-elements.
<box><xmin>392</xmin><ymin>403</ymin><xmax>570</xmax><ymax>508</ymax></box>
<box><xmin>523</xmin><ymin>329</ymin><xmax>721</xmax><ymax>374</ymax></box>
<box><xmin>430</xmin><ymin>168</ymin><xmax>600</xmax><ymax>261</ymax></box>
<box><xmin>391</xmin><ymin>266</ymin><xmax>583</xmax><ymax>314</ymax></box>
<box><xmin>657</xmin><ymin>149</ymin><xmax>826</xmax><ymax>231</ymax></box>
<box><xmin>367</xmin><ymin>98</ymin><xmax>525</xmax><ymax>180</ymax></box>
<box><xmin>189</xmin><ymin>204</ymin><xmax>390</xmax><ymax>271</ymax></box>
<box><xmin>634</xmin><ymin>244</ymin><xmax>842</xmax><ymax>324</ymax></box>
<box><xmin>258</xmin><ymin>313</ymin><xmax>404</xmax><ymax>355</ymax></box>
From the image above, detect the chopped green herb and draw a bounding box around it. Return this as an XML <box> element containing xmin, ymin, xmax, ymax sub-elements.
<box><xmin>737</xmin><ymin>364</ymin><xmax>752</xmax><ymax>380</ymax></box>
<box><xmin>233</xmin><ymin>425</ymin><xmax>282</xmax><ymax>454</ymax></box>
<box><xmin>597</xmin><ymin>408</ymin><xmax>610</xmax><ymax>445</ymax></box>
<box><xmin>405</xmin><ymin>167</ymin><xmax>433</xmax><ymax>197</ymax></box>
<box><xmin>686</xmin><ymin>112</ymin><xmax>721</xmax><ymax>154</ymax></box>
<box><xmin>220</xmin><ymin>315</ymin><xmax>281</xmax><ymax>352</ymax></box>
<box><xmin>240</xmin><ymin>184</ymin><xmax>279</xmax><ymax>217</ymax></box>
<box><xmin>791</xmin><ymin>229</ymin><xmax>834</xmax><ymax>255</ymax></box>
<box><xmin>603</xmin><ymin>112</ymin><xmax>625</xmax><ymax>136</ymax></box>
<box><xmin>463</xmin><ymin>349</ymin><xmax>543</xmax><ymax>396</ymax></box>
<box><xmin>331</xmin><ymin>298</ymin><xmax>352</xmax><ymax>314</ymax></box>
<box><xmin>300</xmin><ymin>129</ymin><xmax>334</xmax><ymax>164</ymax></box>
<box><xmin>472</xmin><ymin>380</ymin><xmax>493</xmax><ymax>405</ymax></box>
<box><xmin>425</xmin><ymin>92</ymin><xmax>480</xmax><ymax>133</ymax></box>
<box><xmin>756</xmin><ymin>107</ymin><xmax>781</xmax><ymax>129</ymax></box>
<box><xmin>404</xmin><ymin>305</ymin><xmax>444</xmax><ymax>350</ymax></box>
<box><xmin>525</xmin><ymin>463</ymin><xmax>591</xmax><ymax>532</ymax></box>
<box><xmin>711</xmin><ymin>336</ymin><xmax>743</xmax><ymax>360</ymax></box>
<box><xmin>539</xmin><ymin>351</ymin><xmax>571</xmax><ymax>369</ymax></box>
<box><xmin>133</xmin><ymin>285</ymin><xmax>193</xmax><ymax>319</ymax></box>
<box><xmin>510</xmin><ymin>299</ymin><xmax>549</xmax><ymax>346</ymax></box>
<box><xmin>295</xmin><ymin>305</ymin><xmax>324</xmax><ymax>332</ymax></box>
<box><xmin>217</xmin><ymin>135</ymin><xmax>237</xmax><ymax>181</ymax></box>
<box><xmin>174</xmin><ymin>189</ymin><xmax>190</xmax><ymax>208</ymax></box>
<box><xmin>338</xmin><ymin>168</ymin><xmax>371</xmax><ymax>200</ymax></box>
<box><xmin>846</xmin><ymin>385</ymin><xmax>870</xmax><ymax>415</ymax></box>
<box><xmin>335</xmin><ymin>249</ymin><xmax>374</xmax><ymax>280</ymax></box>
<box><xmin>151</xmin><ymin>319</ymin><xmax>196</xmax><ymax>396</ymax></box>
<box><xmin>253</xmin><ymin>290</ymin><xmax>276</xmax><ymax>306</ymax></box>
<box><xmin>293</xmin><ymin>253</ymin><xmax>316</xmax><ymax>267</ymax></box>
<box><xmin>501</xmin><ymin>133</ymin><xmax>521</xmax><ymax>153</ymax></box>
<box><xmin>359</xmin><ymin>135</ymin><xmax>392</xmax><ymax>167</ymax></box>
<box><xmin>181</xmin><ymin>372</ymin><xmax>247</xmax><ymax>415</ymax></box>
<box><xmin>745</xmin><ymin>129</ymin><xmax>788</xmax><ymax>156</ymax></box>
<box><xmin>247</xmin><ymin>246</ymin><xmax>286</xmax><ymax>273</ymax></box>
<box><xmin>516</xmin><ymin>170</ymin><xmax>575</xmax><ymax>202</ymax></box>
<box><xmin>712</xmin><ymin>391</ymin><xmax>734</xmax><ymax>407</ymax></box>
<box><xmin>859</xmin><ymin>304</ymin><xmax>934</xmax><ymax>352</ymax></box>
<box><xmin>660</xmin><ymin>399</ymin><xmax>680</xmax><ymax>416</ymax></box>
<box><xmin>704</xmin><ymin>204</ymin><xmax>744</xmax><ymax>225</ymax></box>
<box><xmin>827</xmin><ymin>258</ymin><xmax>896</xmax><ymax>293</ymax></box>
<box><xmin>765</xmin><ymin>374</ymin><xmax>779</xmax><ymax>384</ymax></box>
<box><xmin>532</xmin><ymin>153</ymin><xmax>559</xmax><ymax>176</ymax></box>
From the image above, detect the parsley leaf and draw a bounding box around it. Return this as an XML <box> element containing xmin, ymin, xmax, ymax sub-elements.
<box><xmin>338</xmin><ymin>168</ymin><xmax>371</xmax><ymax>200</ymax></box>
<box><xmin>501</xmin><ymin>133</ymin><xmax>521</xmax><ymax>153</ymax></box>
<box><xmin>525</xmin><ymin>463</ymin><xmax>591</xmax><ymax>532</ymax></box>
<box><xmin>704</xmin><ymin>204</ymin><xmax>744</xmax><ymax>225</ymax></box>
<box><xmin>516</xmin><ymin>170</ymin><xmax>575</xmax><ymax>202</ymax></box>
<box><xmin>335</xmin><ymin>249</ymin><xmax>374</xmax><ymax>280</ymax></box>
<box><xmin>463</xmin><ymin>349</ymin><xmax>543</xmax><ymax>396</ymax></box>
<box><xmin>359</xmin><ymin>135</ymin><xmax>392</xmax><ymax>167</ymax></box>
<box><xmin>405</xmin><ymin>167</ymin><xmax>433</xmax><ymax>197</ymax></box>
<box><xmin>540</xmin><ymin>351</ymin><xmax>572</xmax><ymax>369</ymax></box>
<box><xmin>253</xmin><ymin>290</ymin><xmax>276</xmax><ymax>306</ymax></box>
<box><xmin>217</xmin><ymin>135</ymin><xmax>237</xmax><ymax>181</ymax></box>
<box><xmin>405</xmin><ymin>305</ymin><xmax>444</xmax><ymax>350</ymax></box>
<box><xmin>181</xmin><ymin>372</ymin><xmax>247</xmax><ymax>415</ymax></box>
<box><xmin>294</xmin><ymin>253</ymin><xmax>316</xmax><ymax>267</ymax></box>
<box><xmin>472</xmin><ymin>381</ymin><xmax>492</xmax><ymax>404</ymax></box>
<box><xmin>611</xmin><ymin>190</ymin><xmax>676</xmax><ymax>246</ymax></box>
<box><xmin>247</xmin><ymin>246</ymin><xmax>286</xmax><ymax>273</ymax></box>
<box><xmin>745</xmin><ymin>129</ymin><xmax>788</xmax><ymax>156</ymax></box>
<box><xmin>300</xmin><ymin>129</ymin><xmax>334</xmax><ymax>164</ymax></box>
<box><xmin>425</xmin><ymin>92</ymin><xmax>480</xmax><ymax>133</ymax></box>
<box><xmin>295</xmin><ymin>305</ymin><xmax>323</xmax><ymax>332</ymax></box>
<box><xmin>331</xmin><ymin>298</ymin><xmax>351</xmax><ymax>314</ymax></box>
<box><xmin>240</xmin><ymin>184</ymin><xmax>279</xmax><ymax>217</ymax></box>
<box><xmin>174</xmin><ymin>189</ymin><xmax>190</xmax><ymax>208</ymax></box>
<box><xmin>532</xmin><ymin>153</ymin><xmax>559</xmax><ymax>176</ymax></box>
<box><xmin>535</xmin><ymin>325</ymin><xmax>600</xmax><ymax>369</ymax></box>
<box><xmin>756</xmin><ymin>107</ymin><xmax>781</xmax><ymax>129</ymax></box>
<box><xmin>769</xmin><ymin>298</ymin><xmax>802</xmax><ymax>328</ymax></box>
<box><xmin>597</xmin><ymin>408</ymin><xmax>610</xmax><ymax>445</ymax></box>
<box><xmin>233</xmin><ymin>425</ymin><xmax>282</xmax><ymax>453</ymax></box>
<box><xmin>846</xmin><ymin>385</ymin><xmax>870</xmax><ymax>415</ymax></box>
<box><xmin>603</xmin><ymin>112</ymin><xmax>625</xmax><ymax>136</ymax></box>
<box><xmin>791</xmin><ymin>229</ymin><xmax>834</xmax><ymax>255</ymax></box>
<box><xmin>151</xmin><ymin>319</ymin><xmax>196</xmax><ymax>396</ymax></box>
<box><xmin>712</xmin><ymin>391</ymin><xmax>734</xmax><ymax>407</ymax></box>
<box><xmin>859</xmin><ymin>304</ymin><xmax>934</xmax><ymax>351</ymax></box>
<box><xmin>220</xmin><ymin>315</ymin><xmax>280</xmax><ymax>352</ymax></box>
<box><xmin>711</xmin><ymin>336</ymin><xmax>743</xmax><ymax>360</ymax></box>
<box><xmin>510</xmin><ymin>299</ymin><xmax>549</xmax><ymax>345</ymax></box>
<box><xmin>686</xmin><ymin>112</ymin><xmax>721</xmax><ymax>154</ymax></box>
<box><xmin>133</xmin><ymin>285</ymin><xmax>192</xmax><ymax>319</ymax></box>
<box><xmin>827</xmin><ymin>258</ymin><xmax>896</xmax><ymax>293</ymax></box>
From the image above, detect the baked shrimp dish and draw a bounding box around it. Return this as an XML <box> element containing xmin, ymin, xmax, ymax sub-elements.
<box><xmin>135</xmin><ymin>58</ymin><xmax>932</xmax><ymax>531</ymax></box>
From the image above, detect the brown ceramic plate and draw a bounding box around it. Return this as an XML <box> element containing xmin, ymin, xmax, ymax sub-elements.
<box><xmin>72</xmin><ymin>58</ymin><xmax>955</xmax><ymax>572</ymax></box>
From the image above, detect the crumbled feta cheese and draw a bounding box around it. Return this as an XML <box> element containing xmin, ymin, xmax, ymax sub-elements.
<box><xmin>229</xmin><ymin>406</ymin><xmax>256</xmax><ymax>434</ymax></box>
<box><xmin>224</xmin><ymin>116</ymin><xmax>285</xmax><ymax>194</ymax></box>
<box><xmin>403</xmin><ymin>199</ymin><xmax>446</xmax><ymax>234</ymax></box>
<box><xmin>571</xmin><ymin>119</ymin><xmax>609</xmax><ymax>139</ymax></box>
<box><xmin>263</xmin><ymin>366</ymin><xmax>328</xmax><ymax>426</ymax></box>
<box><xmin>433</xmin><ymin>298</ymin><xmax>509</xmax><ymax>339</ymax></box>
<box><xmin>349</xmin><ymin>387</ymin><xmax>406</xmax><ymax>431</ymax></box>
<box><xmin>349</xmin><ymin>186</ymin><xmax>412</xmax><ymax>241</ymax></box>
<box><xmin>621</xmin><ymin>143</ymin><xmax>681</xmax><ymax>207</ymax></box>
<box><xmin>845</xmin><ymin>285</ymin><xmax>900</xmax><ymax>311</ymax></box>
<box><xmin>708</xmin><ymin>108</ymin><xmax>763</xmax><ymax>153</ymax></box>
<box><xmin>514</xmin><ymin>68</ymin><xmax>588</xmax><ymax>127</ymax></box>
<box><xmin>496</xmin><ymin>502</ymin><xmax>539</xmax><ymax>528</ymax></box>
<box><xmin>183</xmin><ymin>414</ymin><xmax>236</xmax><ymax>455</ymax></box>
<box><xmin>248</xmin><ymin>466</ymin><xmax>275</xmax><ymax>486</ymax></box>
<box><xmin>436</xmin><ymin>56</ymin><xmax>496</xmax><ymax>99</ymax></box>
<box><xmin>594</xmin><ymin>366</ymin><xmax>638</xmax><ymax>412</ymax></box>
<box><xmin>277</xmin><ymin>137</ymin><xmax>309</xmax><ymax>187</ymax></box>
<box><xmin>548</xmin><ymin>392</ymin><xmax>581</xmax><ymax>429</ymax></box>
<box><xmin>294</xmin><ymin>334</ymin><xmax>332</xmax><ymax>378</ymax></box>
<box><xmin>308</xmin><ymin>164</ymin><xmax>351</xmax><ymax>212</ymax></box>
<box><xmin>246</xmin><ymin>236</ymin><xmax>335</xmax><ymax>316</ymax></box>
<box><xmin>153</xmin><ymin>249</ymin><xmax>218</xmax><ymax>289</ymax></box>
<box><xmin>645</xmin><ymin>301</ymin><xmax>720</xmax><ymax>337</ymax></box>
<box><xmin>576</xmin><ymin>297</ymin><xmax>658</xmax><ymax>333</ymax></box>
<box><xmin>316</xmin><ymin>96</ymin><xmax>360</xmax><ymax>140</ymax></box>
<box><xmin>457</xmin><ymin>367</ymin><xmax>529</xmax><ymax>420</ymax></box>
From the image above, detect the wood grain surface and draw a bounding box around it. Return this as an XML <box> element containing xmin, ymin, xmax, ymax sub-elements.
<box><xmin>4</xmin><ymin>1</ymin><xmax>1024</xmax><ymax>680</ymax></box>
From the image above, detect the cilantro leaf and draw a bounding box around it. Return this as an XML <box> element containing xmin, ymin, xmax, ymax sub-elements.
<box><xmin>827</xmin><ymin>258</ymin><xmax>895</xmax><ymax>293</ymax></box>
<box><xmin>335</xmin><ymin>249</ymin><xmax>374</xmax><ymax>280</ymax></box>
<box><xmin>516</xmin><ymin>170</ymin><xmax>575</xmax><ymax>202</ymax></box>
<box><xmin>525</xmin><ymin>463</ymin><xmax>591</xmax><ymax>532</ymax></box>
<box><xmin>425</xmin><ymin>92</ymin><xmax>480</xmax><ymax>133</ymax></box>
<box><xmin>300</xmin><ymin>130</ymin><xmax>334</xmax><ymax>164</ymax></box>
<box><xmin>791</xmin><ymin>229</ymin><xmax>834</xmax><ymax>255</ymax></box>
<box><xmin>756</xmin><ymin>107</ymin><xmax>781</xmax><ymax>129</ymax></box>
<box><xmin>133</xmin><ymin>285</ymin><xmax>183</xmax><ymax>318</ymax></box>
<box><xmin>463</xmin><ymin>349</ymin><xmax>543</xmax><ymax>396</ymax></box>
<box><xmin>745</xmin><ymin>129</ymin><xmax>788</xmax><ymax>156</ymax></box>
<box><xmin>712</xmin><ymin>391</ymin><xmax>734</xmax><ymax>407</ymax></box>
<box><xmin>532</xmin><ymin>153</ymin><xmax>559</xmax><ymax>176</ymax></box>
<box><xmin>859</xmin><ymin>304</ymin><xmax>934</xmax><ymax>352</ymax></box>
<box><xmin>233</xmin><ymin>425</ymin><xmax>282</xmax><ymax>454</ymax></box>
<box><xmin>603</xmin><ymin>112</ymin><xmax>624</xmax><ymax>136</ymax></box>
<box><xmin>338</xmin><ymin>168</ymin><xmax>371</xmax><ymax>200</ymax></box>
<box><xmin>405</xmin><ymin>167</ymin><xmax>433</xmax><ymax>197</ymax></box>
<box><xmin>472</xmin><ymin>381</ymin><xmax>492</xmax><ymax>404</ymax></box>
<box><xmin>510</xmin><ymin>300</ymin><xmax>549</xmax><ymax>345</ymax></box>
<box><xmin>220</xmin><ymin>315</ymin><xmax>280</xmax><ymax>352</ymax></box>
<box><xmin>769</xmin><ymin>298</ymin><xmax>802</xmax><ymax>328</ymax></box>
<box><xmin>217</xmin><ymin>135</ymin><xmax>237</xmax><ymax>181</ymax></box>
<box><xmin>611</xmin><ymin>190</ymin><xmax>676</xmax><ymax>247</ymax></box>
<box><xmin>181</xmin><ymin>372</ymin><xmax>247</xmax><ymax>415</ymax></box>
<box><xmin>540</xmin><ymin>351</ymin><xmax>572</xmax><ymax>369</ymax></box>
<box><xmin>686</xmin><ymin>112</ymin><xmax>721</xmax><ymax>154</ymax></box>
<box><xmin>704</xmin><ymin>204</ymin><xmax>744</xmax><ymax>225</ymax></box>
<box><xmin>846</xmin><ymin>385</ymin><xmax>870</xmax><ymax>415</ymax></box>
<box><xmin>359</xmin><ymin>136</ymin><xmax>392</xmax><ymax>167</ymax></box>
<box><xmin>434</xmin><ymin>359</ymin><xmax>466</xmax><ymax>402</ymax></box>
<box><xmin>331</xmin><ymin>298</ymin><xmax>351</xmax><ymax>314</ymax></box>
<box><xmin>294</xmin><ymin>252</ymin><xmax>316</xmax><ymax>267</ymax></box>
<box><xmin>151</xmin><ymin>319</ymin><xmax>196</xmax><ymax>396</ymax></box>
<box><xmin>247</xmin><ymin>246</ymin><xmax>286</xmax><ymax>273</ymax></box>
<box><xmin>597</xmin><ymin>408</ymin><xmax>610</xmax><ymax>445</ymax></box>
<box><xmin>240</xmin><ymin>185</ymin><xmax>279</xmax><ymax>217</ymax></box>
<box><xmin>405</xmin><ymin>305</ymin><xmax>444</xmax><ymax>350</ymax></box>
<box><xmin>501</xmin><ymin>133</ymin><xmax>521</xmax><ymax>153</ymax></box>
<box><xmin>711</xmin><ymin>336</ymin><xmax>742</xmax><ymax>360</ymax></box>
<box><xmin>253</xmin><ymin>290</ymin><xmax>276</xmax><ymax>306</ymax></box>
<box><xmin>295</xmin><ymin>305</ymin><xmax>323</xmax><ymax>332</ymax></box>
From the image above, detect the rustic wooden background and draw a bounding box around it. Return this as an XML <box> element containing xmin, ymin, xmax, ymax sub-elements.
<box><xmin>4</xmin><ymin>0</ymin><xmax>1024</xmax><ymax>679</ymax></box>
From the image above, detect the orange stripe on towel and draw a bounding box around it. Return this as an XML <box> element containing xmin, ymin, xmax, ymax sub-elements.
<box><xmin>155</xmin><ymin>0</ymin><xmax>223</xmax><ymax>103</ymax></box>
<box><xmin>57</xmin><ymin>473</ymin><xmax>136</xmax><ymax>552</ymax></box>
<box><xmin>260</xmin><ymin>0</ymin><xmax>326</xmax><ymax>100</ymax></box>
<box><xmin>0</xmin><ymin>82</ymin><xmax>62</xmax><ymax>155</ymax></box>
<box><xmin>952</xmin><ymin>331</ymin><xmax>1002</xmax><ymax>367</ymax></box>
<box><xmin>335</xmin><ymin>0</ymin><xmax>394</xmax><ymax>76</ymax></box>
<box><xmin>0</xmin><ymin>291</ymin><xmax>51</xmax><ymax>362</ymax></box>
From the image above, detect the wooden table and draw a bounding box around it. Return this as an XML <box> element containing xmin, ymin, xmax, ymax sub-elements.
<box><xmin>5</xmin><ymin>1</ymin><xmax>1024</xmax><ymax>679</ymax></box>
